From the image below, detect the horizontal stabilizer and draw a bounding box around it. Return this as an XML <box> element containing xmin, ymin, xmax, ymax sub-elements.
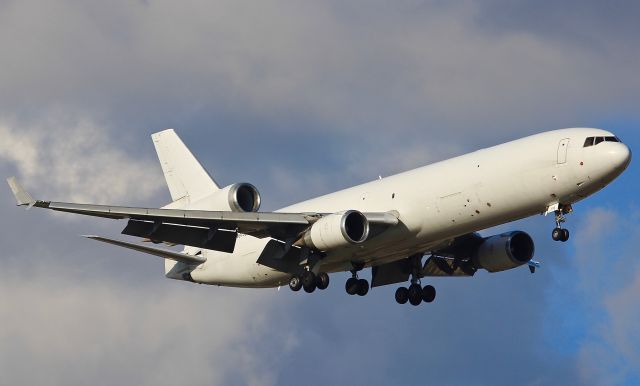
<box><xmin>6</xmin><ymin>177</ymin><xmax>35</xmax><ymax>206</ymax></box>
<box><xmin>83</xmin><ymin>235</ymin><xmax>206</xmax><ymax>264</ymax></box>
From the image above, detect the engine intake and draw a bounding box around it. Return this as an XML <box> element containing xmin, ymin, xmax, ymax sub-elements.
<box><xmin>302</xmin><ymin>210</ymin><xmax>369</xmax><ymax>251</ymax></box>
<box><xmin>473</xmin><ymin>231</ymin><xmax>535</xmax><ymax>272</ymax></box>
<box><xmin>227</xmin><ymin>183</ymin><xmax>261</xmax><ymax>212</ymax></box>
<box><xmin>188</xmin><ymin>183</ymin><xmax>261</xmax><ymax>212</ymax></box>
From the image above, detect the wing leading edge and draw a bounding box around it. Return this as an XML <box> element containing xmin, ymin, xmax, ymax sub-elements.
<box><xmin>7</xmin><ymin>178</ymin><xmax>398</xmax><ymax>253</ymax></box>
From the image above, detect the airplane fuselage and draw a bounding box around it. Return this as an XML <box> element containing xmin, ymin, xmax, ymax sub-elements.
<box><xmin>182</xmin><ymin>128</ymin><xmax>630</xmax><ymax>287</ymax></box>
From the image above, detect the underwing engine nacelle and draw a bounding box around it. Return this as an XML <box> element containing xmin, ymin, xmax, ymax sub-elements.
<box><xmin>191</xmin><ymin>183</ymin><xmax>261</xmax><ymax>212</ymax></box>
<box><xmin>472</xmin><ymin>231</ymin><xmax>535</xmax><ymax>272</ymax></box>
<box><xmin>302</xmin><ymin>210</ymin><xmax>370</xmax><ymax>251</ymax></box>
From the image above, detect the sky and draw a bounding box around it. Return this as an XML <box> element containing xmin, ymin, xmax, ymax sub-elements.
<box><xmin>0</xmin><ymin>1</ymin><xmax>639</xmax><ymax>385</ymax></box>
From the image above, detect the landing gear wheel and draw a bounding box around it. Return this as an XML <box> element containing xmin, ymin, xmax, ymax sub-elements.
<box><xmin>289</xmin><ymin>275</ymin><xmax>302</xmax><ymax>292</ymax></box>
<box><xmin>408</xmin><ymin>283</ymin><xmax>423</xmax><ymax>306</ymax></box>
<box><xmin>316</xmin><ymin>272</ymin><xmax>330</xmax><ymax>290</ymax></box>
<box><xmin>422</xmin><ymin>285</ymin><xmax>436</xmax><ymax>303</ymax></box>
<box><xmin>345</xmin><ymin>277</ymin><xmax>360</xmax><ymax>295</ymax></box>
<box><xmin>303</xmin><ymin>283</ymin><xmax>316</xmax><ymax>293</ymax></box>
<box><xmin>356</xmin><ymin>279</ymin><xmax>369</xmax><ymax>296</ymax></box>
<box><xmin>552</xmin><ymin>227</ymin><xmax>563</xmax><ymax>241</ymax></box>
<box><xmin>395</xmin><ymin>287</ymin><xmax>409</xmax><ymax>304</ymax></box>
<box><xmin>561</xmin><ymin>228</ymin><xmax>570</xmax><ymax>242</ymax></box>
<box><xmin>301</xmin><ymin>271</ymin><xmax>316</xmax><ymax>293</ymax></box>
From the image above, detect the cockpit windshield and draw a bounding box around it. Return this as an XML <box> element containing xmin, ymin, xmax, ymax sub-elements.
<box><xmin>583</xmin><ymin>136</ymin><xmax>621</xmax><ymax>147</ymax></box>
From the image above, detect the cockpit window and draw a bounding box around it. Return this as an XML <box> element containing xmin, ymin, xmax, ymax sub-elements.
<box><xmin>583</xmin><ymin>136</ymin><xmax>620</xmax><ymax>147</ymax></box>
<box><xmin>583</xmin><ymin>137</ymin><xmax>594</xmax><ymax>147</ymax></box>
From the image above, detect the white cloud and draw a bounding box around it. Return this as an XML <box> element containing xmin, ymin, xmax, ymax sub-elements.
<box><xmin>0</xmin><ymin>263</ymin><xmax>293</xmax><ymax>386</ymax></box>
<box><xmin>571</xmin><ymin>207</ymin><xmax>640</xmax><ymax>384</ymax></box>
<box><xmin>0</xmin><ymin>115</ymin><xmax>163</xmax><ymax>204</ymax></box>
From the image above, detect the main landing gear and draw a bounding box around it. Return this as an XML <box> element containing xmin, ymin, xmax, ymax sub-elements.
<box><xmin>345</xmin><ymin>270</ymin><xmax>369</xmax><ymax>296</ymax></box>
<box><xmin>551</xmin><ymin>204</ymin><xmax>572</xmax><ymax>242</ymax></box>
<box><xmin>394</xmin><ymin>254</ymin><xmax>436</xmax><ymax>306</ymax></box>
<box><xmin>395</xmin><ymin>282</ymin><xmax>436</xmax><ymax>306</ymax></box>
<box><xmin>289</xmin><ymin>271</ymin><xmax>330</xmax><ymax>293</ymax></box>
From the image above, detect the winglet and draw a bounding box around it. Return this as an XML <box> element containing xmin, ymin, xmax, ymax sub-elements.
<box><xmin>6</xmin><ymin>177</ymin><xmax>36</xmax><ymax>206</ymax></box>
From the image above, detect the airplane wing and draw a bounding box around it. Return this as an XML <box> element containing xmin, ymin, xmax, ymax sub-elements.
<box><xmin>7</xmin><ymin>177</ymin><xmax>398</xmax><ymax>253</ymax></box>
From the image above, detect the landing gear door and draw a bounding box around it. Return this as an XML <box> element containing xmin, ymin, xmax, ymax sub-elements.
<box><xmin>557</xmin><ymin>138</ymin><xmax>570</xmax><ymax>164</ymax></box>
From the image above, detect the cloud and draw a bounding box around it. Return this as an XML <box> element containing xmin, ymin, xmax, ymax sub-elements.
<box><xmin>0</xmin><ymin>114</ymin><xmax>163</xmax><ymax>204</ymax></box>
<box><xmin>1</xmin><ymin>0</ymin><xmax>638</xmax><ymax>145</ymax></box>
<box><xmin>569</xmin><ymin>207</ymin><xmax>640</xmax><ymax>384</ymax></box>
<box><xmin>0</xmin><ymin>262</ymin><xmax>295</xmax><ymax>386</ymax></box>
<box><xmin>0</xmin><ymin>1</ymin><xmax>638</xmax><ymax>386</ymax></box>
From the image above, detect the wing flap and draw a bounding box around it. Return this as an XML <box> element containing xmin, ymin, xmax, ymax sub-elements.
<box><xmin>35</xmin><ymin>200</ymin><xmax>312</xmax><ymax>239</ymax></box>
<box><xmin>121</xmin><ymin>219</ymin><xmax>237</xmax><ymax>253</ymax></box>
<box><xmin>422</xmin><ymin>255</ymin><xmax>474</xmax><ymax>277</ymax></box>
<box><xmin>83</xmin><ymin>235</ymin><xmax>206</xmax><ymax>264</ymax></box>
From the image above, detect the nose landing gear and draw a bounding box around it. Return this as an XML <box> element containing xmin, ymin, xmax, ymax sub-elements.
<box><xmin>551</xmin><ymin>204</ymin><xmax>572</xmax><ymax>242</ymax></box>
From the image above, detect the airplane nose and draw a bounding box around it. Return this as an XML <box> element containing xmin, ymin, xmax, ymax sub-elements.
<box><xmin>608</xmin><ymin>143</ymin><xmax>632</xmax><ymax>171</ymax></box>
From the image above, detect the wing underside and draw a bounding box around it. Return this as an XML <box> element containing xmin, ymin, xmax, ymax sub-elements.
<box><xmin>7</xmin><ymin>177</ymin><xmax>398</xmax><ymax>254</ymax></box>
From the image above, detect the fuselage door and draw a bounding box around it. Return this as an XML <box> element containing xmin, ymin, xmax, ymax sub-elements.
<box><xmin>557</xmin><ymin>138</ymin><xmax>570</xmax><ymax>164</ymax></box>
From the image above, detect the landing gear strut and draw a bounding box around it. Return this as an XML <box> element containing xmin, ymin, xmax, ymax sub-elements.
<box><xmin>551</xmin><ymin>204</ymin><xmax>572</xmax><ymax>242</ymax></box>
<box><xmin>394</xmin><ymin>254</ymin><xmax>436</xmax><ymax>306</ymax></box>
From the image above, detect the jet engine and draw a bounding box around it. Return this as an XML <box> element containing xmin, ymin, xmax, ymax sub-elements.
<box><xmin>302</xmin><ymin>210</ymin><xmax>369</xmax><ymax>251</ymax></box>
<box><xmin>472</xmin><ymin>231</ymin><xmax>535</xmax><ymax>272</ymax></box>
<box><xmin>190</xmin><ymin>183</ymin><xmax>261</xmax><ymax>212</ymax></box>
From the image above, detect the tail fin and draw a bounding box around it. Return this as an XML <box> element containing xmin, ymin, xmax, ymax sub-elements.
<box><xmin>152</xmin><ymin>129</ymin><xmax>219</xmax><ymax>204</ymax></box>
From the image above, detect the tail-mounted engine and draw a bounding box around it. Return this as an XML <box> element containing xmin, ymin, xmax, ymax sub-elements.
<box><xmin>472</xmin><ymin>231</ymin><xmax>535</xmax><ymax>272</ymax></box>
<box><xmin>301</xmin><ymin>210</ymin><xmax>369</xmax><ymax>251</ymax></box>
<box><xmin>190</xmin><ymin>183</ymin><xmax>261</xmax><ymax>212</ymax></box>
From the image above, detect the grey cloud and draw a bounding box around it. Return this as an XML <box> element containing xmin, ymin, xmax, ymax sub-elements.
<box><xmin>0</xmin><ymin>2</ymin><xmax>638</xmax><ymax>386</ymax></box>
<box><xmin>0</xmin><ymin>115</ymin><xmax>163</xmax><ymax>204</ymax></box>
<box><xmin>1</xmin><ymin>0</ymin><xmax>638</xmax><ymax>145</ymax></box>
<box><xmin>0</xmin><ymin>263</ymin><xmax>293</xmax><ymax>386</ymax></box>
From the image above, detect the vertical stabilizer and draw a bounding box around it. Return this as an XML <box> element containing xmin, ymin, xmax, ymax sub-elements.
<box><xmin>152</xmin><ymin>129</ymin><xmax>219</xmax><ymax>203</ymax></box>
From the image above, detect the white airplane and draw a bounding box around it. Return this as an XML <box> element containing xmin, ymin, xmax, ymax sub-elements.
<box><xmin>7</xmin><ymin>128</ymin><xmax>631</xmax><ymax>306</ymax></box>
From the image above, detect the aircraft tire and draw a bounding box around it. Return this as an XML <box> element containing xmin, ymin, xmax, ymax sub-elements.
<box><xmin>345</xmin><ymin>277</ymin><xmax>359</xmax><ymax>295</ymax></box>
<box><xmin>316</xmin><ymin>272</ymin><xmax>330</xmax><ymax>290</ymax></box>
<box><xmin>289</xmin><ymin>275</ymin><xmax>302</xmax><ymax>291</ymax></box>
<box><xmin>395</xmin><ymin>287</ymin><xmax>409</xmax><ymax>304</ymax></box>
<box><xmin>303</xmin><ymin>282</ymin><xmax>316</xmax><ymax>293</ymax></box>
<box><xmin>422</xmin><ymin>285</ymin><xmax>436</xmax><ymax>303</ymax></box>
<box><xmin>561</xmin><ymin>228</ymin><xmax>570</xmax><ymax>242</ymax></box>
<box><xmin>408</xmin><ymin>283</ymin><xmax>422</xmax><ymax>306</ymax></box>
<box><xmin>301</xmin><ymin>271</ymin><xmax>316</xmax><ymax>288</ymax></box>
<box><xmin>552</xmin><ymin>228</ymin><xmax>562</xmax><ymax>241</ymax></box>
<box><xmin>356</xmin><ymin>279</ymin><xmax>369</xmax><ymax>296</ymax></box>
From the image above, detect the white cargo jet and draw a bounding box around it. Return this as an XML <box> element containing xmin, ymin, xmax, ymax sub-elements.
<box><xmin>7</xmin><ymin>128</ymin><xmax>631</xmax><ymax>306</ymax></box>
